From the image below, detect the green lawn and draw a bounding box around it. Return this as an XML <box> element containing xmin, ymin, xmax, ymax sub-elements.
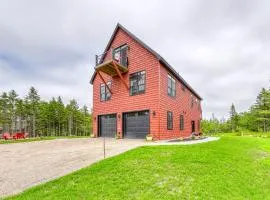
<box><xmin>0</xmin><ymin>136</ymin><xmax>89</xmax><ymax>144</ymax></box>
<box><xmin>6</xmin><ymin>137</ymin><xmax>270</xmax><ymax>200</ymax></box>
<box><xmin>0</xmin><ymin>137</ymin><xmax>55</xmax><ymax>144</ymax></box>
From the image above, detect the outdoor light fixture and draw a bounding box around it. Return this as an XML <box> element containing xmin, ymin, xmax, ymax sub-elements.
<box><xmin>94</xmin><ymin>117</ymin><xmax>96</xmax><ymax>121</ymax></box>
<box><xmin>118</xmin><ymin>114</ymin><xmax>121</xmax><ymax>118</ymax></box>
<box><xmin>152</xmin><ymin>111</ymin><xmax>156</xmax><ymax>116</ymax></box>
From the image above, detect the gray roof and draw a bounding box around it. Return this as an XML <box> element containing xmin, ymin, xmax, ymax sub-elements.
<box><xmin>90</xmin><ymin>23</ymin><xmax>202</xmax><ymax>100</ymax></box>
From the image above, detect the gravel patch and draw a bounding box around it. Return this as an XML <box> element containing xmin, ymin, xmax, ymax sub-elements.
<box><xmin>0</xmin><ymin>138</ymin><xmax>145</xmax><ymax>198</ymax></box>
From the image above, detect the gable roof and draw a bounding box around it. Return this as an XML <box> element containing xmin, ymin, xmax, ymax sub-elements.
<box><xmin>90</xmin><ymin>23</ymin><xmax>202</xmax><ymax>100</ymax></box>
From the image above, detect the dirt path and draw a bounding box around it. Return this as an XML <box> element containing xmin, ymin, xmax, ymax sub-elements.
<box><xmin>0</xmin><ymin>138</ymin><xmax>145</xmax><ymax>197</ymax></box>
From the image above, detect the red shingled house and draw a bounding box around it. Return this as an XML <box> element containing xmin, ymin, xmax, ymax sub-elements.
<box><xmin>90</xmin><ymin>23</ymin><xmax>202</xmax><ymax>140</ymax></box>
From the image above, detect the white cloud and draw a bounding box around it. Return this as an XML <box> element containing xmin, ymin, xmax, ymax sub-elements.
<box><xmin>0</xmin><ymin>0</ymin><xmax>270</xmax><ymax>118</ymax></box>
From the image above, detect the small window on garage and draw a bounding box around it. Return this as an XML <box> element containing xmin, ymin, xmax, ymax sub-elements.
<box><xmin>167</xmin><ymin>111</ymin><xmax>173</xmax><ymax>130</ymax></box>
<box><xmin>100</xmin><ymin>81</ymin><xmax>111</xmax><ymax>101</ymax></box>
<box><xmin>180</xmin><ymin>115</ymin><xmax>184</xmax><ymax>130</ymax></box>
<box><xmin>130</xmin><ymin>71</ymin><xmax>146</xmax><ymax>96</ymax></box>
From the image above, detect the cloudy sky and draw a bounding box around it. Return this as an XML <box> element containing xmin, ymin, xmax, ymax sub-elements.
<box><xmin>0</xmin><ymin>0</ymin><xmax>269</xmax><ymax>119</ymax></box>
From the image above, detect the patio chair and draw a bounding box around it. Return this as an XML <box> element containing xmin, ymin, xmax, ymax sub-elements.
<box><xmin>3</xmin><ymin>132</ymin><xmax>12</xmax><ymax>140</ymax></box>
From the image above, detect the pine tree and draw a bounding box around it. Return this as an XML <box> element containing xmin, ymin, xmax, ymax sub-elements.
<box><xmin>16</xmin><ymin>99</ymin><xmax>26</xmax><ymax>132</ymax></box>
<box><xmin>81</xmin><ymin>105</ymin><xmax>89</xmax><ymax>136</ymax></box>
<box><xmin>229</xmin><ymin>103</ymin><xmax>239</xmax><ymax>132</ymax></box>
<box><xmin>25</xmin><ymin>87</ymin><xmax>40</xmax><ymax>137</ymax></box>
<box><xmin>7</xmin><ymin>90</ymin><xmax>19</xmax><ymax>133</ymax></box>
<box><xmin>66</xmin><ymin>99</ymin><xmax>79</xmax><ymax>135</ymax></box>
<box><xmin>254</xmin><ymin>88</ymin><xmax>270</xmax><ymax>132</ymax></box>
<box><xmin>0</xmin><ymin>92</ymin><xmax>9</xmax><ymax>132</ymax></box>
<box><xmin>56</xmin><ymin>96</ymin><xmax>66</xmax><ymax>136</ymax></box>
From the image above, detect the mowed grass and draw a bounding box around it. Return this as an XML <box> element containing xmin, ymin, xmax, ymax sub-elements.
<box><xmin>0</xmin><ymin>137</ymin><xmax>55</xmax><ymax>144</ymax></box>
<box><xmin>0</xmin><ymin>136</ymin><xmax>89</xmax><ymax>144</ymax></box>
<box><xmin>6</xmin><ymin>137</ymin><xmax>270</xmax><ymax>200</ymax></box>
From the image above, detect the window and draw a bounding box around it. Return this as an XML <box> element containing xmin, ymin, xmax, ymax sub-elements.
<box><xmin>167</xmin><ymin>111</ymin><xmax>173</xmax><ymax>130</ymax></box>
<box><xmin>180</xmin><ymin>115</ymin><xmax>184</xmax><ymax>130</ymax></box>
<box><xmin>113</xmin><ymin>45</ymin><xmax>128</xmax><ymax>67</ymax></box>
<box><xmin>191</xmin><ymin>95</ymin><xmax>194</xmax><ymax>108</ymax></box>
<box><xmin>130</xmin><ymin>71</ymin><xmax>146</xmax><ymax>96</ymax></box>
<box><xmin>100</xmin><ymin>81</ymin><xmax>111</xmax><ymax>101</ymax></box>
<box><xmin>167</xmin><ymin>74</ymin><xmax>176</xmax><ymax>97</ymax></box>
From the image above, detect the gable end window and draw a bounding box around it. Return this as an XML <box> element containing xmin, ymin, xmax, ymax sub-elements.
<box><xmin>180</xmin><ymin>115</ymin><xmax>184</xmax><ymax>130</ymax></box>
<box><xmin>130</xmin><ymin>71</ymin><xmax>146</xmax><ymax>96</ymax></box>
<box><xmin>167</xmin><ymin>111</ymin><xmax>173</xmax><ymax>130</ymax></box>
<box><xmin>100</xmin><ymin>81</ymin><xmax>111</xmax><ymax>101</ymax></box>
<box><xmin>113</xmin><ymin>45</ymin><xmax>128</xmax><ymax>67</ymax></box>
<box><xmin>167</xmin><ymin>74</ymin><xmax>176</xmax><ymax>97</ymax></box>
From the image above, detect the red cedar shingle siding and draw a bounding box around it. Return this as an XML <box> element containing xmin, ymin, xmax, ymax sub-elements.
<box><xmin>92</xmin><ymin>24</ymin><xmax>202</xmax><ymax>140</ymax></box>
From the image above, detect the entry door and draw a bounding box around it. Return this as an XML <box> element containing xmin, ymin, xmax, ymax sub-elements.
<box><xmin>124</xmin><ymin>110</ymin><xmax>149</xmax><ymax>139</ymax></box>
<box><xmin>191</xmin><ymin>121</ymin><xmax>195</xmax><ymax>132</ymax></box>
<box><xmin>98</xmin><ymin>114</ymin><xmax>117</xmax><ymax>137</ymax></box>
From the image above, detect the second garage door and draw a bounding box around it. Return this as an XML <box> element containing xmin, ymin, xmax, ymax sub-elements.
<box><xmin>123</xmin><ymin>110</ymin><xmax>149</xmax><ymax>139</ymax></box>
<box><xmin>98</xmin><ymin>114</ymin><xmax>116</xmax><ymax>137</ymax></box>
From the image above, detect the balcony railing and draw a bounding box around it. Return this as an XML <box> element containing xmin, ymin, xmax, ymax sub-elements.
<box><xmin>94</xmin><ymin>48</ymin><xmax>129</xmax><ymax>90</ymax></box>
<box><xmin>95</xmin><ymin>47</ymin><xmax>128</xmax><ymax>67</ymax></box>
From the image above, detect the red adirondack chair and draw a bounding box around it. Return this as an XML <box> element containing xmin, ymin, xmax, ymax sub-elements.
<box><xmin>2</xmin><ymin>132</ymin><xmax>12</xmax><ymax>140</ymax></box>
<box><xmin>13</xmin><ymin>132</ymin><xmax>26</xmax><ymax>140</ymax></box>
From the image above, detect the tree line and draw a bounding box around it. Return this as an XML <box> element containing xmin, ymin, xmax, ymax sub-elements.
<box><xmin>0</xmin><ymin>87</ymin><xmax>92</xmax><ymax>137</ymax></box>
<box><xmin>202</xmin><ymin>87</ymin><xmax>270</xmax><ymax>134</ymax></box>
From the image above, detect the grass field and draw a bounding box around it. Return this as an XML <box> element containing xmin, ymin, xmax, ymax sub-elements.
<box><xmin>6</xmin><ymin>136</ymin><xmax>270</xmax><ymax>200</ymax></box>
<box><xmin>0</xmin><ymin>136</ymin><xmax>89</xmax><ymax>144</ymax></box>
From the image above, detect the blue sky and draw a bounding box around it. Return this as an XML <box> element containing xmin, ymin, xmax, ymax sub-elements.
<box><xmin>0</xmin><ymin>0</ymin><xmax>270</xmax><ymax>119</ymax></box>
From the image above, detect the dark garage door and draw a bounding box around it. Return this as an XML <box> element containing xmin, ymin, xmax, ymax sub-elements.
<box><xmin>124</xmin><ymin>110</ymin><xmax>149</xmax><ymax>139</ymax></box>
<box><xmin>98</xmin><ymin>114</ymin><xmax>116</xmax><ymax>137</ymax></box>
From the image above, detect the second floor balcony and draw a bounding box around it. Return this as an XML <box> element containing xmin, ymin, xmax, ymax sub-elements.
<box><xmin>94</xmin><ymin>46</ymin><xmax>129</xmax><ymax>91</ymax></box>
<box><xmin>95</xmin><ymin>45</ymin><xmax>129</xmax><ymax>77</ymax></box>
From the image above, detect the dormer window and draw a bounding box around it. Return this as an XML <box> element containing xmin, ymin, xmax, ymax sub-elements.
<box><xmin>113</xmin><ymin>45</ymin><xmax>128</xmax><ymax>67</ymax></box>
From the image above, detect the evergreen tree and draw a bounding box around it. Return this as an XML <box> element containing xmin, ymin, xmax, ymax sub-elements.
<box><xmin>66</xmin><ymin>99</ymin><xmax>79</xmax><ymax>135</ymax></box>
<box><xmin>16</xmin><ymin>99</ymin><xmax>27</xmax><ymax>132</ymax></box>
<box><xmin>25</xmin><ymin>87</ymin><xmax>40</xmax><ymax>137</ymax></box>
<box><xmin>229</xmin><ymin>103</ymin><xmax>239</xmax><ymax>132</ymax></box>
<box><xmin>7</xmin><ymin>90</ymin><xmax>19</xmax><ymax>133</ymax></box>
<box><xmin>56</xmin><ymin>96</ymin><xmax>66</xmax><ymax>136</ymax></box>
<box><xmin>254</xmin><ymin>88</ymin><xmax>270</xmax><ymax>132</ymax></box>
<box><xmin>0</xmin><ymin>92</ymin><xmax>9</xmax><ymax>132</ymax></box>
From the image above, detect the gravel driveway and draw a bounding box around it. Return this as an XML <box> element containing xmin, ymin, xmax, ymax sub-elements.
<box><xmin>0</xmin><ymin>138</ymin><xmax>145</xmax><ymax>197</ymax></box>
